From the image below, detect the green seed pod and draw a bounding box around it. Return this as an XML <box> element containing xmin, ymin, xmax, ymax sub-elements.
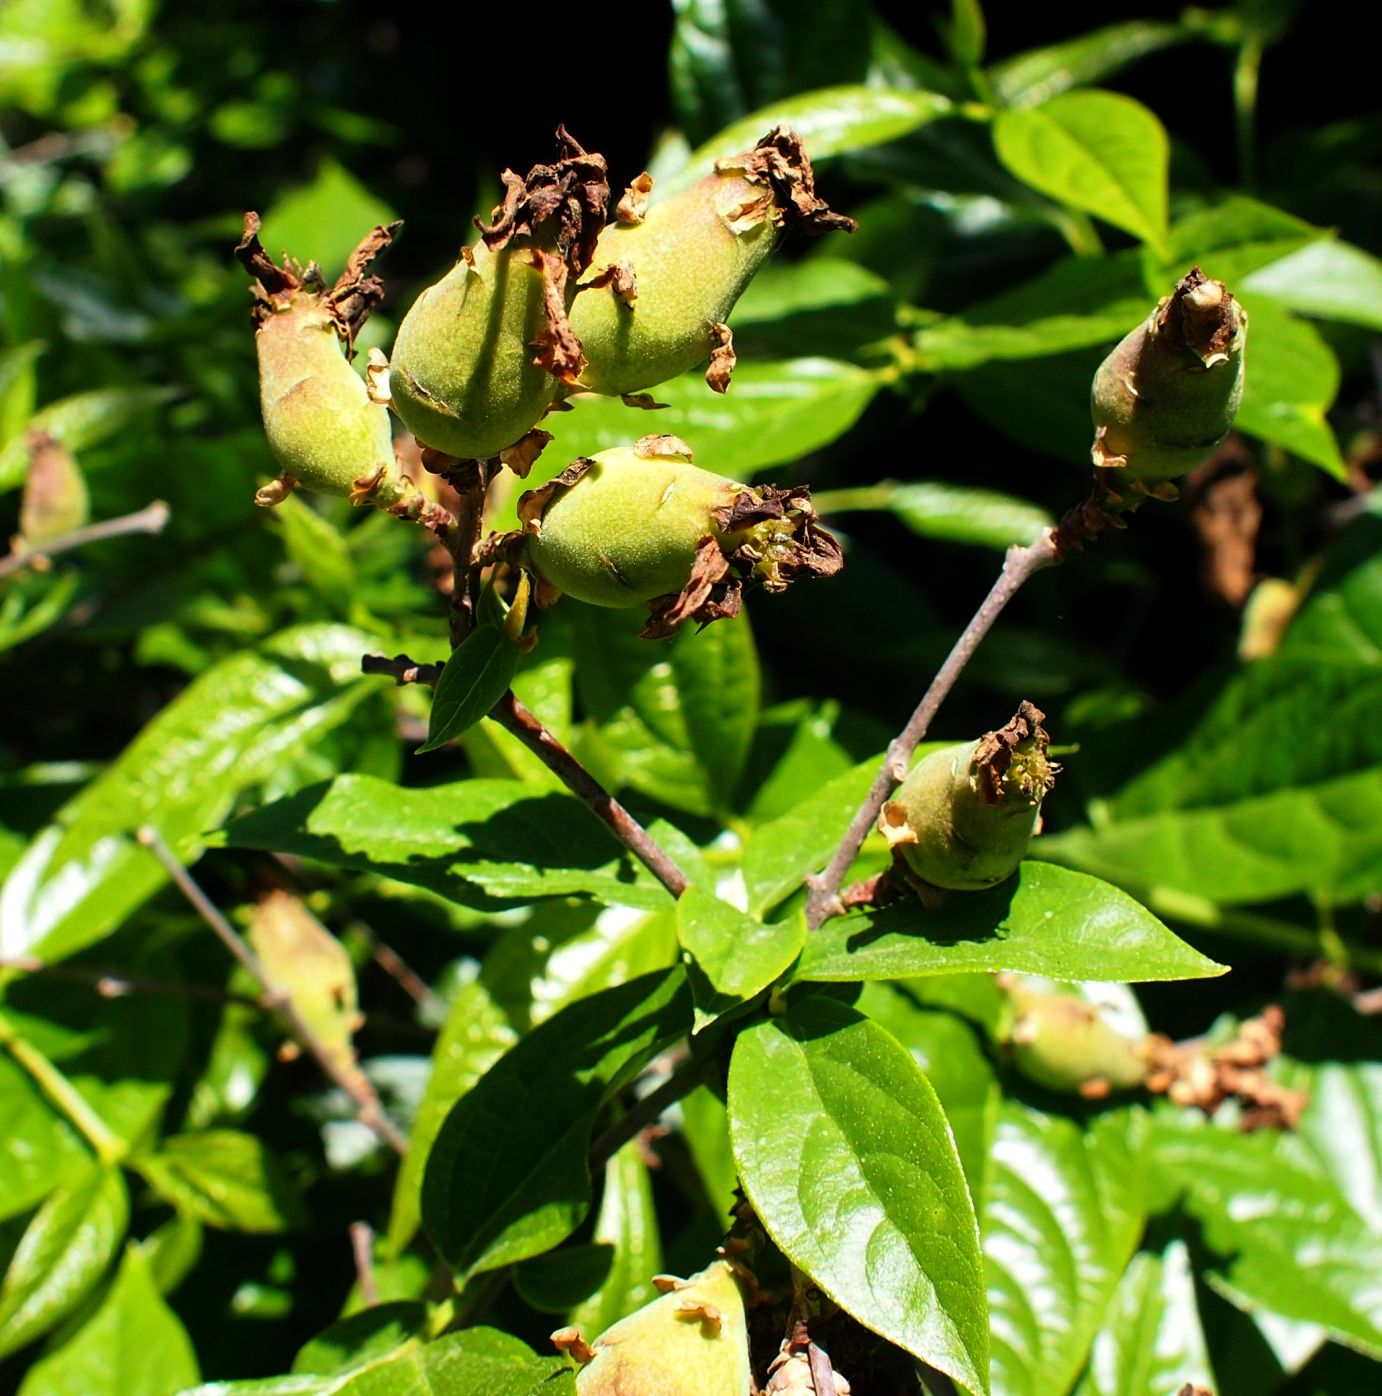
<box><xmin>519</xmin><ymin>434</ymin><xmax>842</xmax><ymax>636</ymax></box>
<box><xmin>570</xmin><ymin>126</ymin><xmax>853</xmax><ymax>398</ymax></box>
<box><xmin>1002</xmin><ymin>976</ymin><xmax>1148</xmax><ymax>1096</ymax></box>
<box><xmin>1091</xmin><ymin>267</ymin><xmax>1247</xmax><ymax>486</ymax></box>
<box><xmin>563</xmin><ymin>1260</ymin><xmax>751</xmax><ymax>1396</ymax></box>
<box><xmin>880</xmin><ymin>702</ymin><xmax>1057</xmax><ymax>892</ymax></box>
<box><xmin>388</xmin><ymin>130</ymin><xmax>608</xmax><ymax>460</ymax></box>
<box><xmin>18</xmin><ymin>431</ymin><xmax>88</xmax><ymax>546</ymax></box>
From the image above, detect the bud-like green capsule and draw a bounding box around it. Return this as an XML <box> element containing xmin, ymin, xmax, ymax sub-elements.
<box><xmin>1002</xmin><ymin>976</ymin><xmax>1148</xmax><ymax>1096</ymax></box>
<box><xmin>18</xmin><ymin>432</ymin><xmax>88</xmax><ymax>546</ymax></box>
<box><xmin>880</xmin><ymin>703</ymin><xmax>1057</xmax><ymax>892</ymax></box>
<box><xmin>389</xmin><ymin>130</ymin><xmax>608</xmax><ymax>460</ymax></box>
<box><xmin>519</xmin><ymin>434</ymin><xmax>842</xmax><ymax>636</ymax></box>
<box><xmin>564</xmin><ymin>1260</ymin><xmax>751</xmax><ymax>1396</ymax></box>
<box><xmin>1091</xmin><ymin>267</ymin><xmax>1247</xmax><ymax>486</ymax></box>
<box><xmin>570</xmin><ymin>127</ymin><xmax>853</xmax><ymax>398</ymax></box>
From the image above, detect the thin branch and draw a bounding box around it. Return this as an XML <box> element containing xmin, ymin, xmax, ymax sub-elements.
<box><xmin>0</xmin><ymin>953</ymin><xmax>260</xmax><ymax>1006</ymax></box>
<box><xmin>805</xmin><ymin>528</ymin><xmax>1061</xmax><ymax>927</ymax></box>
<box><xmin>588</xmin><ymin>1051</ymin><xmax>710</xmax><ymax>1172</ymax></box>
<box><xmin>361</xmin><ymin>654</ymin><xmax>692</xmax><ymax>900</ymax></box>
<box><xmin>350</xmin><ymin>1221</ymin><xmax>380</xmax><ymax>1307</ymax></box>
<box><xmin>137</xmin><ymin>826</ymin><xmax>407</xmax><ymax>1155</ymax></box>
<box><xmin>355</xmin><ymin>924</ymin><xmax>447</xmax><ymax>1018</ymax></box>
<box><xmin>0</xmin><ymin>500</ymin><xmax>170</xmax><ymax>581</ymax></box>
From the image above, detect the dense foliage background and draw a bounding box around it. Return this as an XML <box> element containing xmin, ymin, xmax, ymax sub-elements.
<box><xmin>1</xmin><ymin>2</ymin><xmax>1378</xmax><ymax>1393</ymax></box>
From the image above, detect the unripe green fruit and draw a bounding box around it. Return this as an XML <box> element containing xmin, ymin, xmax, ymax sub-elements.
<box><xmin>519</xmin><ymin>435</ymin><xmax>843</xmax><ymax>634</ymax></box>
<box><xmin>571</xmin><ymin>126</ymin><xmax>853</xmax><ymax>397</ymax></box>
<box><xmin>1003</xmin><ymin>978</ymin><xmax>1147</xmax><ymax>1095</ymax></box>
<box><xmin>880</xmin><ymin>702</ymin><xmax>1056</xmax><ymax>892</ymax></box>
<box><xmin>1091</xmin><ymin>267</ymin><xmax>1247</xmax><ymax>484</ymax></box>
<box><xmin>569</xmin><ymin>1260</ymin><xmax>751</xmax><ymax>1396</ymax></box>
<box><xmin>389</xmin><ymin>240</ymin><xmax>558</xmax><ymax>460</ymax></box>
<box><xmin>256</xmin><ymin>297</ymin><xmax>394</xmax><ymax>497</ymax></box>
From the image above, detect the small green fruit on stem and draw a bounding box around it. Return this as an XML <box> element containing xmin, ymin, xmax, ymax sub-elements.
<box><xmin>519</xmin><ymin>434</ymin><xmax>842</xmax><ymax>637</ymax></box>
<box><xmin>1091</xmin><ymin>266</ymin><xmax>1247</xmax><ymax>490</ymax></box>
<box><xmin>17</xmin><ymin>431</ymin><xmax>88</xmax><ymax>547</ymax></box>
<box><xmin>236</xmin><ymin>214</ymin><xmax>445</xmax><ymax>527</ymax></box>
<box><xmin>388</xmin><ymin>128</ymin><xmax>609</xmax><ymax>461</ymax></box>
<box><xmin>879</xmin><ymin>701</ymin><xmax>1057</xmax><ymax>892</ymax></box>
<box><xmin>570</xmin><ymin>126</ymin><xmax>854</xmax><ymax>398</ymax></box>
<box><xmin>556</xmin><ymin>1259</ymin><xmax>752</xmax><ymax>1396</ymax></box>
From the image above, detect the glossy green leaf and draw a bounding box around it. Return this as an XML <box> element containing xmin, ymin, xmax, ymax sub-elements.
<box><xmin>512</xmin><ymin>1244</ymin><xmax>615</xmax><ymax>1314</ymax></box>
<box><xmin>796</xmin><ymin>862</ymin><xmax>1225</xmax><ymax>984</ymax></box>
<box><xmin>261</xmin><ymin>160</ymin><xmax>396</xmax><ymax>281</ymax></box>
<box><xmin>1076</xmin><ymin>1241</ymin><xmax>1215</xmax><ymax>1396</ymax></box>
<box><xmin>17</xmin><ymin>1246</ymin><xmax>198</xmax><ymax>1396</ymax></box>
<box><xmin>1157</xmin><ymin>195</ymin><xmax>1323</xmax><ymax>290</ymax></box>
<box><xmin>1149</xmin><ymin>1107</ymin><xmax>1382</xmax><ymax>1357</ymax></box>
<box><xmin>680</xmin><ymin>1085</ymin><xmax>739</xmax><ymax>1220</ymax></box>
<box><xmin>421</xmin><ymin>969</ymin><xmax>690</xmax><ymax>1281</ymax></box>
<box><xmin>729</xmin><ymin>258</ymin><xmax>896</xmax><ymax>357</ymax></box>
<box><xmin>984</xmin><ymin>1106</ymin><xmax>1148</xmax><ymax>1396</ymax></box>
<box><xmin>1242</xmin><ymin>237</ymin><xmax>1382</xmax><ymax>331</ymax></box>
<box><xmin>135</xmin><ymin>1131</ymin><xmax>305</xmax><ymax>1233</ymax></box>
<box><xmin>221</xmin><ymin>774</ymin><xmax>673</xmax><ymax>911</ymax></box>
<box><xmin>663</xmin><ymin>85</ymin><xmax>954</xmax><ymax>197</ymax></box>
<box><xmin>990</xmin><ymin>21</ymin><xmax>1194</xmax><ymax>108</ymax></box>
<box><xmin>729</xmin><ymin>995</ymin><xmax>989</xmax><ymax>1396</ymax></box>
<box><xmin>993</xmin><ymin>90</ymin><xmax>1169</xmax><ymax>251</ymax></box>
<box><xmin>566</xmin><ymin>1141</ymin><xmax>662</xmax><ymax>1334</ymax></box>
<box><xmin>1234</xmin><ymin>294</ymin><xmax>1344</xmax><ymax>476</ymax></box>
<box><xmin>568</xmin><ymin>600</ymin><xmax>760</xmax><ymax>818</ymax></box>
<box><xmin>817</xmin><ymin>481</ymin><xmax>1053</xmax><ymax>550</ymax></box>
<box><xmin>0</xmin><ymin>386</ymin><xmax>174</xmax><ymax>493</ymax></box>
<box><xmin>385</xmin><ymin>979</ymin><xmax>516</xmax><ymax>1257</ymax></box>
<box><xmin>0</xmin><ymin>1166</ymin><xmax>128</xmax><ymax>1360</ymax></box>
<box><xmin>418</xmin><ymin>626</ymin><xmax>521</xmax><ymax>752</ymax></box>
<box><xmin>676</xmin><ymin>885</ymin><xmax>804</xmax><ymax>1029</ymax></box>
<box><xmin>273</xmin><ymin>496</ymin><xmax>357</xmax><ymax>614</ymax></box>
<box><xmin>0</xmin><ymin>624</ymin><xmax>376</xmax><ymax>962</ymax></box>
<box><xmin>293</xmin><ymin>1304</ymin><xmax>428</xmax><ymax>1376</ymax></box>
<box><xmin>0</xmin><ymin>340</ymin><xmax>43</xmax><ymax>444</ymax></box>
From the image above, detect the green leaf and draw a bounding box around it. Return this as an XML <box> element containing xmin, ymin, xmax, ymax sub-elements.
<box><xmin>421</xmin><ymin>970</ymin><xmax>690</xmax><ymax>1282</ymax></box>
<box><xmin>1160</xmin><ymin>195</ymin><xmax>1325</xmax><ymax>291</ymax></box>
<box><xmin>385</xmin><ymin>979</ymin><xmax>516</xmax><ymax>1258</ymax></box>
<box><xmin>518</xmin><ymin>359</ymin><xmax>879</xmax><ymax>517</ymax></box>
<box><xmin>566</xmin><ymin>1141</ymin><xmax>662</xmax><ymax>1335</ymax></box>
<box><xmin>1233</xmin><ymin>295</ymin><xmax>1344</xmax><ymax>477</ymax></box>
<box><xmin>135</xmin><ymin>1131</ymin><xmax>305</xmax><ymax>1233</ymax></box>
<box><xmin>418</xmin><ymin>626</ymin><xmax>521</xmax><ymax>753</ymax></box>
<box><xmin>568</xmin><ymin>601</ymin><xmax>760</xmax><ymax>818</ymax></box>
<box><xmin>796</xmin><ymin>863</ymin><xmax>1225</xmax><ymax>984</ymax></box>
<box><xmin>729</xmin><ymin>995</ymin><xmax>989</xmax><ymax>1396</ymax></box>
<box><xmin>984</xmin><ymin>1106</ymin><xmax>1148</xmax><ymax>1396</ymax></box>
<box><xmin>293</xmin><ymin>1304</ymin><xmax>428</xmax><ymax>1376</ymax></box>
<box><xmin>261</xmin><ymin>161</ymin><xmax>396</xmax><ymax>282</ymax></box>
<box><xmin>512</xmin><ymin>1244</ymin><xmax>615</xmax><ymax>1314</ymax></box>
<box><xmin>662</xmin><ymin>85</ymin><xmax>954</xmax><ymax>198</ymax></box>
<box><xmin>0</xmin><ymin>386</ymin><xmax>175</xmax><ymax>494</ymax></box>
<box><xmin>1075</xmin><ymin>1241</ymin><xmax>1215</xmax><ymax>1396</ymax></box>
<box><xmin>729</xmin><ymin>258</ymin><xmax>896</xmax><ymax>357</ymax></box>
<box><xmin>993</xmin><ymin>90</ymin><xmax>1169</xmax><ymax>251</ymax></box>
<box><xmin>0</xmin><ymin>624</ymin><xmax>376</xmax><ymax>962</ymax></box>
<box><xmin>17</xmin><ymin>1246</ymin><xmax>198</xmax><ymax>1396</ymax></box>
<box><xmin>681</xmin><ymin>1084</ymin><xmax>739</xmax><ymax>1219</ymax></box>
<box><xmin>0</xmin><ymin>1166</ymin><xmax>128</xmax><ymax>1360</ymax></box>
<box><xmin>221</xmin><ymin>774</ymin><xmax>674</xmax><ymax>912</ymax></box>
<box><xmin>273</xmin><ymin>496</ymin><xmax>357</xmax><ymax>615</ymax></box>
<box><xmin>989</xmin><ymin>20</ymin><xmax>1195</xmax><ymax>108</ymax></box>
<box><xmin>1149</xmin><ymin>1107</ymin><xmax>1382</xmax><ymax>1357</ymax></box>
<box><xmin>676</xmin><ymin>886</ymin><xmax>804</xmax><ymax>1030</ymax></box>
<box><xmin>817</xmin><ymin>481</ymin><xmax>1053</xmax><ymax>550</ymax></box>
<box><xmin>1242</xmin><ymin>237</ymin><xmax>1382</xmax><ymax>332</ymax></box>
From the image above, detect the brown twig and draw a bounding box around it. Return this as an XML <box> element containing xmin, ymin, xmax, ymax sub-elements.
<box><xmin>588</xmin><ymin>1050</ymin><xmax>709</xmax><ymax>1172</ymax></box>
<box><xmin>0</xmin><ymin>500</ymin><xmax>170</xmax><ymax>582</ymax></box>
<box><xmin>137</xmin><ymin>826</ymin><xmax>407</xmax><ymax>1155</ymax></box>
<box><xmin>350</xmin><ymin>1221</ymin><xmax>380</xmax><ymax>1307</ymax></box>
<box><xmin>355</xmin><ymin>924</ymin><xmax>446</xmax><ymax>1018</ymax></box>
<box><xmin>0</xmin><ymin>953</ymin><xmax>259</xmax><ymax>1006</ymax></box>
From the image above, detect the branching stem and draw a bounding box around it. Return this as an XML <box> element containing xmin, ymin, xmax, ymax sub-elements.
<box><xmin>0</xmin><ymin>500</ymin><xmax>170</xmax><ymax>582</ymax></box>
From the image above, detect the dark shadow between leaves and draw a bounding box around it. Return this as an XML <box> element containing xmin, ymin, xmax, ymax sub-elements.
<box><xmin>842</xmin><ymin>878</ymin><xmax>1021</xmax><ymax>953</ymax></box>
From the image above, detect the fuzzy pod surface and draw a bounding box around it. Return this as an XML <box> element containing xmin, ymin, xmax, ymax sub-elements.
<box><xmin>880</xmin><ymin>702</ymin><xmax>1057</xmax><ymax>892</ymax></box>
<box><xmin>569</xmin><ymin>1260</ymin><xmax>751</xmax><ymax>1396</ymax></box>
<box><xmin>1002</xmin><ymin>977</ymin><xmax>1147</xmax><ymax>1096</ymax></box>
<box><xmin>388</xmin><ymin>130</ymin><xmax>608</xmax><ymax>460</ymax></box>
<box><xmin>569</xmin><ymin>127</ymin><xmax>853</xmax><ymax>397</ymax></box>
<box><xmin>519</xmin><ymin>434</ymin><xmax>842</xmax><ymax>636</ymax></box>
<box><xmin>1091</xmin><ymin>267</ymin><xmax>1247</xmax><ymax>484</ymax></box>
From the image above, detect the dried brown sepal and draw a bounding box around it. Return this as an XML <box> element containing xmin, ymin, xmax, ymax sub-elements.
<box><xmin>633</xmin><ymin>433</ymin><xmax>694</xmax><ymax>461</ymax></box>
<box><xmin>1158</xmin><ymin>267</ymin><xmax>1239</xmax><ymax>366</ymax></box>
<box><xmin>517</xmin><ymin>457</ymin><xmax>594</xmax><ymax>535</ymax></box>
<box><xmin>651</xmin><ymin>1275</ymin><xmax>688</xmax><ymax>1294</ymax></box>
<box><xmin>585</xmin><ymin>259</ymin><xmax>638</xmax><ymax>305</ymax></box>
<box><xmin>619</xmin><ymin>392</ymin><xmax>668</xmax><ymax>410</ymax></box>
<box><xmin>973</xmin><ymin>700</ymin><xmax>1058</xmax><ymax>804</ymax></box>
<box><xmin>706</xmin><ymin>321</ymin><xmax>736</xmax><ymax>393</ymax></box>
<box><xmin>721</xmin><ymin>484</ymin><xmax>844</xmax><ymax>593</ymax></box>
<box><xmin>1177</xmin><ymin>1387</ymin><xmax>1212</xmax><ymax>1396</ymax></box>
<box><xmin>475</xmin><ymin>126</ymin><xmax>609</xmax><ymax>275</ymax></box>
<box><xmin>419</xmin><ymin>445</ymin><xmax>464</xmax><ymax>477</ymax></box>
<box><xmin>235</xmin><ymin>211</ymin><xmax>297</xmax><ymax>307</ymax></box>
<box><xmin>640</xmin><ymin>534</ymin><xmax>733</xmax><ymax>639</ymax></box>
<box><xmin>254</xmin><ymin>473</ymin><xmax>298</xmax><ymax>509</ymax></box>
<box><xmin>840</xmin><ymin>868</ymin><xmax>905</xmax><ymax>911</ymax></box>
<box><xmin>616</xmin><ymin>170</ymin><xmax>654</xmax><ymax>224</ymax></box>
<box><xmin>499</xmin><ymin>427</ymin><xmax>553</xmax><ymax>479</ymax></box>
<box><xmin>674</xmin><ymin>1300</ymin><xmax>723</xmax><ymax>1334</ymax></box>
<box><xmin>714</xmin><ymin>126</ymin><xmax>857</xmax><ymax>237</ymax></box>
<box><xmin>529</xmin><ymin>249</ymin><xmax>587</xmax><ymax>383</ymax></box>
<box><xmin>550</xmin><ymin>1327</ymin><xmax>596</xmax><ymax>1365</ymax></box>
<box><xmin>325</xmin><ymin>220</ymin><xmax>402</xmax><ymax>345</ymax></box>
<box><xmin>1144</xmin><ymin>1005</ymin><xmax>1309</xmax><ymax>1131</ymax></box>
